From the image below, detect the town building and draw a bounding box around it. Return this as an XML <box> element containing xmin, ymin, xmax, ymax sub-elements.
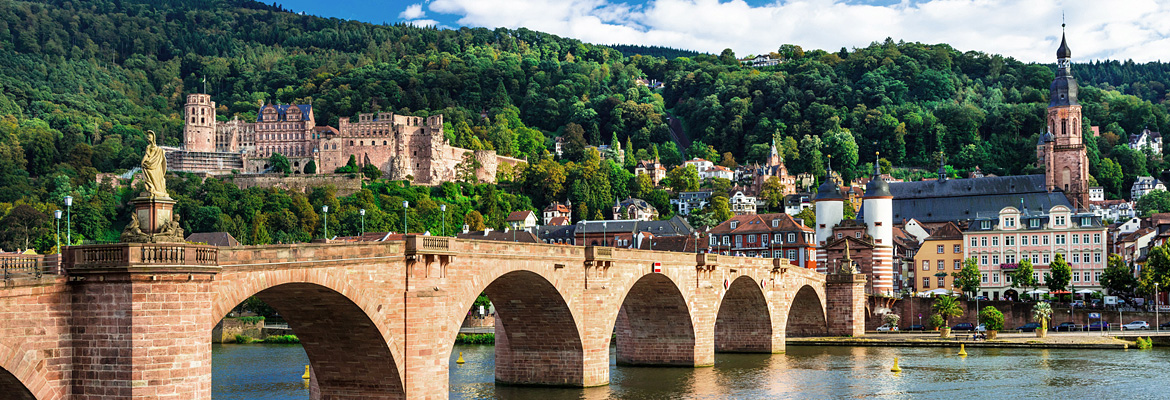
<box><xmin>962</xmin><ymin>205</ymin><xmax>1107</xmax><ymax>301</ymax></box>
<box><xmin>728</xmin><ymin>192</ymin><xmax>758</xmax><ymax>215</ymax></box>
<box><xmin>1128</xmin><ymin>128</ymin><xmax>1162</xmax><ymax>156</ymax></box>
<box><xmin>706</xmin><ymin>213</ymin><xmax>815</xmax><ymax>269</ymax></box>
<box><xmin>613</xmin><ymin>198</ymin><xmax>659</xmax><ymax>221</ymax></box>
<box><xmin>634</xmin><ymin>159</ymin><xmax>667</xmax><ymax>185</ymax></box>
<box><xmin>911</xmin><ymin>222</ymin><xmax>966</xmax><ymax>292</ymax></box>
<box><xmin>673</xmin><ymin>190</ymin><xmax>713</xmax><ymax>216</ymax></box>
<box><xmin>738</xmin><ymin>54</ymin><xmax>780</xmax><ymax>67</ymax></box>
<box><xmin>542</xmin><ymin>200</ymin><xmax>572</xmax><ymax>225</ymax></box>
<box><xmin>457</xmin><ymin>229</ymin><xmax>541</xmax><ymax>243</ymax></box>
<box><xmin>536</xmin><ymin>224</ymin><xmax>576</xmax><ymax>245</ymax></box>
<box><xmin>783</xmin><ymin>193</ymin><xmax>812</xmax><ymax>215</ymax></box>
<box><xmin>684</xmin><ymin>158</ymin><xmax>715</xmax><ymax>180</ymax></box>
<box><xmin>1131</xmin><ymin>176</ymin><xmax>1164</xmax><ymax>201</ymax></box>
<box><xmin>505</xmin><ymin>211</ymin><xmax>538</xmax><ymax>229</ymax></box>
<box><xmin>1089</xmin><ymin>186</ymin><xmax>1105</xmax><ymax>202</ymax></box>
<box><xmin>575</xmin><ymin>216</ymin><xmax>693</xmax><ymax>247</ymax></box>
<box><xmin>1036</xmin><ymin>33</ymin><xmax>1091</xmax><ymax>210</ymax></box>
<box><xmin>815</xmin><ymin>161</ymin><xmax>896</xmax><ymax>294</ymax></box>
<box><xmin>735</xmin><ymin>143</ymin><xmax>797</xmax><ymax>199</ymax></box>
<box><xmin>709</xmin><ymin>165</ymin><xmax>735</xmax><ymax>180</ymax></box>
<box><xmin>1089</xmin><ymin>200</ymin><xmax>1136</xmax><ymax>222</ymax></box>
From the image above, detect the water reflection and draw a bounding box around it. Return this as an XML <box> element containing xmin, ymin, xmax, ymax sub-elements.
<box><xmin>212</xmin><ymin>342</ymin><xmax>1170</xmax><ymax>399</ymax></box>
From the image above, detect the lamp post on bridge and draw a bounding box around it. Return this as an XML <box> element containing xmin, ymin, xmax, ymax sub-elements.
<box><xmin>602</xmin><ymin>222</ymin><xmax>607</xmax><ymax>247</ymax></box>
<box><xmin>440</xmin><ymin>204</ymin><xmax>447</xmax><ymax>236</ymax></box>
<box><xmin>512</xmin><ymin>222</ymin><xmax>518</xmax><ymax>242</ymax></box>
<box><xmin>64</xmin><ymin>195</ymin><xmax>72</xmax><ymax>246</ymax></box>
<box><xmin>54</xmin><ymin>210</ymin><xmax>61</xmax><ymax>254</ymax></box>
<box><xmin>359</xmin><ymin>209</ymin><xmax>365</xmax><ymax>236</ymax></box>
<box><xmin>402</xmin><ymin>201</ymin><xmax>409</xmax><ymax>235</ymax></box>
<box><xmin>322</xmin><ymin>205</ymin><xmax>329</xmax><ymax>239</ymax></box>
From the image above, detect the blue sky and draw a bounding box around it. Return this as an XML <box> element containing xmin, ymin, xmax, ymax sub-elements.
<box><xmin>272</xmin><ymin>0</ymin><xmax>1170</xmax><ymax>62</ymax></box>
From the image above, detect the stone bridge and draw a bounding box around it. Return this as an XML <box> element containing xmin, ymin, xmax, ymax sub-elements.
<box><xmin>0</xmin><ymin>236</ymin><xmax>864</xmax><ymax>399</ymax></box>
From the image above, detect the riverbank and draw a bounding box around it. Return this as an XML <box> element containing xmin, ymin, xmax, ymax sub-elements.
<box><xmin>788</xmin><ymin>332</ymin><xmax>1140</xmax><ymax>349</ymax></box>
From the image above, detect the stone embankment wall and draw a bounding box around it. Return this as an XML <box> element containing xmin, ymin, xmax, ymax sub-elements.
<box><xmin>227</xmin><ymin>174</ymin><xmax>363</xmax><ymax>196</ymax></box>
<box><xmin>212</xmin><ymin>318</ymin><xmax>265</xmax><ymax>343</ymax></box>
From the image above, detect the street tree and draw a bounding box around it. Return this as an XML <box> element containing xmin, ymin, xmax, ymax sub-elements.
<box><xmin>931</xmin><ymin>295</ymin><xmax>963</xmax><ymax>327</ymax></box>
<box><xmin>1045</xmin><ymin>253</ymin><xmax>1072</xmax><ymax>296</ymax></box>
<box><xmin>1100</xmin><ymin>254</ymin><xmax>1138</xmax><ymax>300</ymax></box>
<box><xmin>1010</xmin><ymin>258</ymin><xmax>1038</xmax><ymax>300</ymax></box>
<box><xmin>1139</xmin><ymin>243</ymin><xmax>1170</xmax><ymax>296</ymax></box>
<box><xmin>952</xmin><ymin>257</ymin><xmax>981</xmax><ymax>298</ymax></box>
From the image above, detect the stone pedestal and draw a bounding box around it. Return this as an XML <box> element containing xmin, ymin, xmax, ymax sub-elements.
<box><xmin>123</xmin><ymin>195</ymin><xmax>184</xmax><ymax>243</ymax></box>
<box><xmin>826</xmin><ymin>273</ymin><xmax>867</xmax><ymax>337</ymax></box>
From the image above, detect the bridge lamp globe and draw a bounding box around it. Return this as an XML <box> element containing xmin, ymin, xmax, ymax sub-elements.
<box><xmin>402</xmin><ymin>201</ymin><xmax>409</xmax><ymax>235</ymax></box>
<box><xmin>440</xmin><ymin>204</ymin><xmax>447</xmax><ymax>236</ymax></box>
<box><xmin>359</xmin><ymin>209</ymin><xmax>366</xmax><ymax>236</ymax></box>
<box><xmin>63</xmin><ymin>195</ymin><xmax>73</xmax><ymax>246</ymax></box>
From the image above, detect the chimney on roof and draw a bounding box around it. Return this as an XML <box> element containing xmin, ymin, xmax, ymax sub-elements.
<box><xmin>462</xmin><ymin>224</ymin><xmax>470</xmax><ymax>234</ymax></box>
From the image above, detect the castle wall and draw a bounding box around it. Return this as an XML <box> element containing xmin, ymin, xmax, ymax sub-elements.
<box><xmin>227</xmin><ymin>174</ymin><xmax>364</xmax><ymax>197</ymax></box>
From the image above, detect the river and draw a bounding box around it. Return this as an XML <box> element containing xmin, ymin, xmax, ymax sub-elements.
<box><xmin>213</xmin><ymin>343</ymin><xmax>1170</xmax><ymax>399</ymax></box>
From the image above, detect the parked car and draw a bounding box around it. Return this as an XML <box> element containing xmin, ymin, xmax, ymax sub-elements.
<box><xmin>952</xmin><ymin>322</ymin><xmax>976</xmax><ymax>331</ymax></box>
<box><xmin>1160</xmin><ymin>321</ymin><xmax>1170</xmax><ymax>329</ymax></box>
<box><xmin>877</xmin><ymin>324</ymin><xmax>899</xmax><ymax>332</ymax></box>
<box><xmin>1017</xmin><ymin>322</ymin><xmax>1042</xmax><ymax>332</ymax></box>
<box><xmin>1071</xmin><ymin>300</ymin><xmax>1085</xmax><ymax>307</ymax></box>
<box><xmin>1123</xmin><ymin>321</ymin><xmax>1150</xmax><ymax>330</ymax></box>
<box><xmin>1087</xmin><ymin>321</ymin><xmax>1110</xmax><ymax>331</ymax></box>
<box><xmin>906</xmin><ymin>324</ymin><xmax>926</xmax><ymax>331</ymax></box>
<box><xmin>975</xmin><ymin>323</ymin><xmax>987</xmax><ymax>332</ymax></box>
<box><xmin>1053</xmin><ymin>322</ymin><xmax>1080</xmax><ymax>332</ymax></box>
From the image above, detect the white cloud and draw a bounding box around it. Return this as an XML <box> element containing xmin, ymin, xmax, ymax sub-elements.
<box><xmin>426</xmin><ymin>0</ymin><xmax>1170</xmax><ymax>62</ymax></box>
<box><xmin>399</xmin><ymin>3</ymin><xmax>426</xmax><ymax>20</ymax></box>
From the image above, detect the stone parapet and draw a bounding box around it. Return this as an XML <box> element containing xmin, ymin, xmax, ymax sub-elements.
<box><xmin>63</xmin><ymin>243</ymin><xmax>219</xmax><ymax>274</ymax></box>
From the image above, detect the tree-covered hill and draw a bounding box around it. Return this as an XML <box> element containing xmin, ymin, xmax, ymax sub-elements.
<box><xmin>1</xmin><ymin>0</ymin><xmax>1169</xmax><ymax>252</ymax></box>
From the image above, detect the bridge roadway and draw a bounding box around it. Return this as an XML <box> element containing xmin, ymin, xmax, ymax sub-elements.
<box><xmin>0</xmin><ymin>236</ymin><xmax>865</xmax><ymax>400</ymax></box>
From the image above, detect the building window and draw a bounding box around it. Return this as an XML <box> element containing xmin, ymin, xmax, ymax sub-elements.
<box><xmin>1043</xmin><ymin>235</ymin><xmax>1050</xmax><ymax>245</ymax></box>
<box><xmin>1055</xmin><ymin>215</ymin><xmax>1066</xmax><ymax>225</ymax></box>
<box><xmin>774</xmin><ymin>233</ymin><xmax>782</xmax><ymax>243</ymax></box>
<box><xmin>981</xmin><ymin>273</ymin><xmax>988</xmax><ymax>283</ymax></box>
<box><xmin>981</xmin><ymin>255</ymin><xmax>988</xmax><ymax>265</ymax></box>
<box><xmin>938</xmin><ymin>260</ymin><xmax>945</xmax><ymax>270</ymax></box>
<box><xmin>748</xmin><ymin>235</ymin><xmax>756</xmax><ymax>243</ymax></box>
<box><xmin>788</xmin><ymin>233</ymin><xmax>796</xmax><ymax>242</ymax></box>
<box><xmin>1056</xmin><ymin>234</ymin><xmax>1065</xmax><ymax>245</ymax></box>
<box><xmin>1043</xmin><ymin>253</ymin><xmax>1050</xmax><ymax>264</ymax></box>
<box><xmin>1084</xmin><ymin>253</ymin><xmax>1091</xmax><ymax>264</ymax></box>
<box><xmin>723</xmin><ymin>236</ymin><xmax>730</xmax><ymax>245</ymax></box>
<box><xmin>970</xmin><ymin>237</ymin><xmax>978</xmax><ymax>247</ymax></box>
<box><xmin>922</xmin><ymin>261</ymin><xmax>929</xmax><ymax>271</ymax></box>
<box><xmin>1006</xmin><ymin>236</ymin><xmax>1014</xmax><ymax>246</ymax></box>
<box><xmin>1031</xmin><ymin>253</ymin><xmax>1039</xmax><ymax>264</ymax></box>
<box><xmin>1094</xmin><ymin>253</ymin><xmax>1101</xmax><ymax>263</ymax></box>
<box><xmin>855</xmin><ymin>232</ymin><xmax>861</xmax><ymax>238</ymax></box>
<box><xmin>992</xmin><ymin>255</ymin><xmax>999</xmax><ymax>265</ymax></box>
<box><xmin>992</xmin><ymin>237</ymin><xmax>999</xmax><ymax>246</ymax></box>
<box><xmin>788</xmin><ymin>249</ymin><xmax>797</xmax><ymax>259</ymax></box>
<box><xmin>731</xmin><ymin>221</ymin><xmax>738</xmax><ymax>229</ymax></box>
<box><xmin>1081</xmin><ymin>217</ymin><xmax>1091</xmax><ymax>226</ymax></box>
<box><xmin>992</xmin><ymin>273</ymin><xmax>1000</xmax><ymax>283</ymax></box>
<box><xmin>954</xmin><ymin>260</ymin><xmax>961</xmax><ymax>270</ymax></box>
<box><xmin>981</xmin><ymin>221</ymin><xmax>991</xmax><ymax>229</ymax></box>
<box><xmin>1005</xmin><ymin>217</ymin><xmax>1015</xmax><ymax>227</ymax></box>
<box><xmin>1083</xmin><ymin>234</ymin><xmax>1090</xmax><ymax>244</ymax></box>
<box><xmin>1006</xmin><ymin>254</ymin><xmax>1016</xmax><ymax>263</ymax></box>
<box><xmin>954</xmin><ymin>245</ymin><xmax>961</xmax><ymax>253</ymax></box>
<box><xmin>1073</xmin><ymin>272</ymin><xmax>1081</xmax><ymax>283</ymax></box>
<box><xmin>1030</xmin><ymin>219</ymin><xmax>1040</xmax><ymax>228</ymax></box>
<box><xmin>1072</xmin><ymin>234</ymin><xmax>1079</xmax><ymax>244</ymax></box>
<box><xmin>1094</xmin><ymin>271</ymin><xmax>1102</xmax><ymax>282</ymax></box>
<box><xmin>937</xmin><ymin>245</ymin><xmax>945</xmax><ymax>254</ymax></box>
<box><xmin>772</xmin><ymin>219</ymin><xmax>779</xmax><ymax>227</ymax></box>
<box><xmin>1094</xmin><ymin>234</ymin><xmax>1101</xmax><ymax>244</ymax></box>
<box><xmin>1072</xmin><ymin>253</ymin><xmax>1080</xmax><ymax>263</ymax></box>
<box><xmin>1034</xmin><ymin>272</ymin><xmax>1041</xmax><ymax>283</ymax></box>
<box><xmin>938</xmin><ymin>276</ymin><xmax>946</xmax><ymax>287</ymax></box>
<box><xmin>1031</xmin><ymin>235</ymin><xmax>1038</xmax><ymax>245</ymax></box>
<box><xmin>923</xmin><ymin>277</ymin><xmax>930</xmax><ymax>288</ymax></box>
<box><xmin>981</xmin><ymin>237</ymin><xmax>988</xmax><ymax>247</ymax></box>
<box><xmin>735</xmin><ymin>235</ymin><xmax>742</xmax><ymax>246</ymax></box>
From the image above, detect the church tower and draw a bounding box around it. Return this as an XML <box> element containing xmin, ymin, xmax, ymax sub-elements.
<box><xmin>1039</xmin><ymin>31</ymin><xmax>1089</xmax><ymax>210</ymax></box>
<box><xmin>183</xmin><ymin>93</ymin><xmax>216</xmax><ymax>153</ymax></box>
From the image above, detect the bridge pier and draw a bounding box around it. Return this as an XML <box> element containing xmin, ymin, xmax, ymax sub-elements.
<box><xmin>69</xmin><ymin>261</ymin><xmax>218</xmax><ymax>399</ymax></box>
<box><xmin>826</xmin><ymin>272</ymin><xmax>867</xmax><ymax>337</ymax></box>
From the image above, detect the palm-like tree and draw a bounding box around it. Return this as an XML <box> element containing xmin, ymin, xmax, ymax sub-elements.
<box><xmin>1032</xmin><ymin>302</ymin><xmax>1053</xmax><ymax>332</ymax></box>
<box><xmin>932</xmin><ymin>295</ymin><xmax>964</xmax><ymax>327</ymax></box>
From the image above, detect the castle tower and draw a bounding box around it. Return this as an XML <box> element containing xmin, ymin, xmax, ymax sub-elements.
<box><xmin>183</xmin><ymin>93</ymin><xmax>216</xmax><ymax>153</ymax></box>
<box><xmin>863</xmin><ymin>153</ymin><xmax>894</xmax><ymax>294</ymax></box>
<box><xmin>814</xmin><ymin>159</ymin><xmax>844</xmax><ymax>274</ymax></box>
<box><xmin>1039</xmin><ymin>30</ymin><xmax>1089</xmax><ymax>210</ymax></box>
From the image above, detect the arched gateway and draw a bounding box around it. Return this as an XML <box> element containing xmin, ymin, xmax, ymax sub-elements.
<box><xmin>0</xmin><ymin>236</ymin><xmax>863</xmax><ymax>399</ymax></box>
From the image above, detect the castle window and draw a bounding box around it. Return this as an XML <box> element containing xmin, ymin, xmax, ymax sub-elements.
<box><xmin>384</xmin><ymin>141</ymin><xmax>387</xmax><ymax>145</ymax></box>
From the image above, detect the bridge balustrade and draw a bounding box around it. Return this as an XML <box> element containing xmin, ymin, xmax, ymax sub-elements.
<box><xmin>0</xmin><ymin>253</ymin><xmax>57</xmax><ymax>280</ymax></box>
<box><xmin>65</xmin><ymin>242</ymin><xmax>219</xmax><ymax>270</ymax></box>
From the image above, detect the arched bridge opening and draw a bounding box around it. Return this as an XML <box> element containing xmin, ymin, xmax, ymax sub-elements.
<box><xmin>786</xmin><ymin>285</ymin><xmax>827</xmax><ymax>337</ymax></box>
<box><xmin>714</xmin><ymin>275</ymin><xmax>774</xmax><ymax>353</ymax></box>
<box><xmin>615</xmin><ymin>273</ymin><xmax>697</xmax><ymax>366</ymax></box>
<box><xmin>460</xmin><ymin>270</ymin><xmax>584</xmax><ymax>387</ymax></box>
<box><xmin>0</xmin><ymin>367</ymin><xmax>36</xmax><ymax>400</ymax></box>
<box><xmin>215</xmin><ymin>282</ymin><xmax>403</xmax><ymax>399</ymax></box>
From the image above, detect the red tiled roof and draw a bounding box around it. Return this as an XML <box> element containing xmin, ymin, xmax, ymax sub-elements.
<box><xmin>506</xmin><ymin>210</ymin><xmax>535</xmax><ymax>221</ymax></box>
<box><xmin>709</xmin><ymin>213</ymin><xmax>813</xmax><ymax>235</ymax></box>
<box><xmin>925</xmin><ymin>222</ymin><xmax>963</xmax><ymax>241</ymax></box>
<box><xmin>547</xmin><ymin>216</ymin><xmax>570</xmax><ymax>226</ymax></box>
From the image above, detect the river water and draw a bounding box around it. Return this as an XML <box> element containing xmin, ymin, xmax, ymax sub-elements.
<box><xmin>213</xmin><ymin>343</ymin><xmax>1170</xmax><ymax>399</ymax></box>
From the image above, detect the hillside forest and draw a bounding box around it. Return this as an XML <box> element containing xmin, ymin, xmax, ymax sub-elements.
<box><xmin>1</xmin><ymin>0</ymin><xmax>1170</xmax><ymax>253</ymax></box>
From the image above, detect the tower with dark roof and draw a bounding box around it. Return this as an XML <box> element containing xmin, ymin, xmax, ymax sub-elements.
<box><xmin>814</xmin><ymin>157</ymin><xmax>844</xmax><ymax>271</ymax></box>
<box><xmin>862</xmin><ymin>153</ymin><xmax>894</xmax><ymax>293</ymax></box>
<box><xmin>1038</xmin><ymin>29</ymin><xmax>1089</xmax><ymax>210</ymax></box>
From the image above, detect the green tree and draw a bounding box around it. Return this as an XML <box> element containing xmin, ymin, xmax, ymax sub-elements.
<box><xmin>268</xmin><ymin>153</ymin><xmax>291</xmax><ymax>174</ymax></box>
<box><xmin>1100</xmin><ymin>254</ymin><xmax>1138</xmax><ymax>299</ymax></box>
<box><xmin>1136</xmin><ymin>190</ymin><xmax>1170</xmax><ymax>216</ymax></box>
<box><xmin>1096</xmin><ymin>158</ymin><xmax>1123</xmax><ymax>198</ymax></box>
<box><xmin>1010</xmin><ymin>258</ymin><xmax>1038</xmax><ymax>299</ymax></box>
<box><xmin>1045</xmin><ymin>253</ymin><xmax>1072</xmax><ymax>294</ymax></box>
<box><xmin>794</xmin><ymin>206</ymin><xmax>815</xmax><ymax>226</ymax></box>
<box><xmin>456</xmin><ymin>152</ymin><xmax>483</xmax><ymax>183</ymax></box>
<box><xmin>1139</xmin><ymin>244</ymin><xmax>1170</xmax><ymax>297</ymax></box>
<box><xmin>931</xmin><ymin>295</ymin><xmax>964</xmax><ymax>327</ymax></box>
<box><xmin>1032</xmin><ymin>302</ymin><xmax>1052</xmax><ymax>331</ymax></box>
<box><xmin>719</xmin><ymin>152</ymin><xmax>738</xmax><ymax>169</ymax></box>
<box><xmin>303</xmin><ymin>160</ymin><xmax>317</xmax><ymax>174</ymax></box>
<box><xmin>706</xmin><ymin>195</ymin><xmax>733</xmax><ymax>222</ymax></box>
<box><xmin>952</xmin><ymin>257</ymin><xmax>981</xmax><ymax>298</ymax></box>
<box><xmin>464</xmin><ymin>210</ymin><xmax>487</xmax><ymax>231</ymax></box>
<box><xmin>667</xmin><ymin>165</ymin><xmax>700</xmax><ymax>193</ymax></box>
<box><xmin>758</xmin><ymin>176</ymin><xmax>786</xmax><ymax>211</ymax></box>
<box><xmin>361</xmin><ymin>164</ymin><xmax>382</xmax><ymax>180</ymax></box>
<box><xmin>978</xmin><ymin>306</ymin><xmax>1004</xmax><ymax>332</ymax></box>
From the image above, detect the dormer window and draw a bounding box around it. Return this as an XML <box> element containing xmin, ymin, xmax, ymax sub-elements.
<box><xmin>1029</xmin><ymin>219</ymin><xmax>1040</xmax><ymax>228</ymax></box>
<box><xmin>730</xmin><ymin>221</ymin><xmax>738</xmax><ymax>229</ymax></box>
<box><xmin>1055</xmin><ymin>215</ymin><xmax>1066</xmax><ymax>226</ymax></box>
<box><xmin>1004</xmin><ymin>217</ymin><xmax>1015</xmax><ymax>228</ymax></box>
<box><xmin>772</xmin><ymin>219</ymin><xmax>779</xmax><ymax>227</ymax></box>
<box><xmin>1081</xmin><ymin>217</ymin><xmax>1091</xmax><ymax>226</ymax></box>
<box><xmin>981</xmin><ymin>221</ymin><xmax>991</xmax><ymax>230</ymax></box>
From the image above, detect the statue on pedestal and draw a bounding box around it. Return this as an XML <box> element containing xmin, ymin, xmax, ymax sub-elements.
<box><xmin>838</xmin><ymin>240</ymin><xmax>858</xmax><ymax>275</ymax></box>
<box><xmin>121</xmin><ymin>130</ymin><xmax>185</xmax><ymax>244</ymax></box>
<box><xmin>141</xmin><ymin>130</ymin><xmax>169</xmax><ymax>200</ymax></box>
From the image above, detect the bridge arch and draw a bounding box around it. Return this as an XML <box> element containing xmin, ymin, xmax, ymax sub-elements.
<box><xmin>714</xmin><ymin>275</ymin><xmax>774</xmax><ymax>353</ymax></box>
<box><xmin>446</xmin><ymin>269</ymin><xmax>584</xmax><ymax>386</ymax></box>
<box><xmin>210</xmin><ymin>273</ymin><xmax>403</xmax><ymax>399</ymax></box>
<box><xmin>0</xmin><ymin>341</ymin><xmax>56</xmax><ymax>400</ymax></box>
<box><xmin>786</xmin><ymin>284</ymin><xmax>828</xmax><ymax>337</ymax></box>
<box><xmin>614</xmin><ymin>273</ymin><xmax>697</xmax><ymax>366</ymax></box>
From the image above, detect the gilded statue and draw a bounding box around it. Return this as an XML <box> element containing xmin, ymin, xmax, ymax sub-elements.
<box><xmin>141</xmin><ymin>130</ymin><xmax>169</xmax><ymax>199</ymax></box>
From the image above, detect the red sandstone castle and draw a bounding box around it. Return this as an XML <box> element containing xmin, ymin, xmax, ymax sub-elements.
<box><xmin>168</xmin><ymin>93</ymin><xmax>524</xmax><ymax>184</ymax></box>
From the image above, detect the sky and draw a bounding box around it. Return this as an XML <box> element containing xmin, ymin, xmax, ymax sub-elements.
<box><xmin>272</xmin><ymin>0</ymin><xmax>1170</xmax><ymax>62</ymax></box>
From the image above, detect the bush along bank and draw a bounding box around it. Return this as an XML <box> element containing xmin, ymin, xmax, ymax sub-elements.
<box><xmin>455</xmin><ymin>333</ymin><xmax>494</xmax><ymax>345</ymax></box>
<box><xmin>229</xmin><ymin>334</ymin><xmax>301</xmax><ymax>344</ymax></box>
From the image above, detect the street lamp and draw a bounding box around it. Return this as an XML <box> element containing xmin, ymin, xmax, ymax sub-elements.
<box><xmin>512</xmin><ymin>222</ymin><xmax>518</xmax><ymax>242</ymax></box>
<box><xmin>402</xmin><ymin>201</ymin><xmax>409</xmax><ymax>235</ymax></box>
<box><xmin>359</xmin><ymin>209</ymin><xmax>366</xmax><ymax>236</ymax></box>
<box><xmin>54</xmin><ymin>210</ymin><xmax>61</xmax><ymax>254</ymax></box>
<box><xmin>602</xmin><ymin>222</ymin><xmax>607</xmax><ymax>247</ymax></box>
<box><xmin>322</xmin><ymin>205</ymin><xmax>329</xmax><ymax>239</ymax></box>
<box><xmin>440</xmin><ymin>204</ymin><xmax>447</xmax><ymax>236</ymax></box>
<box><xmin>1157</xmin><ymin>282</ymin><xmax>1161</xmax><ymax>332</ymax></box>
<box><xmin>63</xmin><ymin>196</ymin><xmax>72</xmax><ymax>246</ymax></box>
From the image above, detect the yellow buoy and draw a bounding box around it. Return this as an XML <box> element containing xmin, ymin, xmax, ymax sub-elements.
<box><xmin>890</xmin><ymin>357</ymin><xmax>901</xmax><ymax>373</ymax></box>
<box><xmin>302</xmin><ymin>365</ymin><xmax>311</xmax><ymax>380</ymax></box>
<box><xmin>456</xmin><ymin>352</ymin><xmax>465</xmax><ymax>364</ymax></box>
<box><xmin>958</xmin><ymin>344</ymin><xmax>968</xmax><ymax>357</ymax></box>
